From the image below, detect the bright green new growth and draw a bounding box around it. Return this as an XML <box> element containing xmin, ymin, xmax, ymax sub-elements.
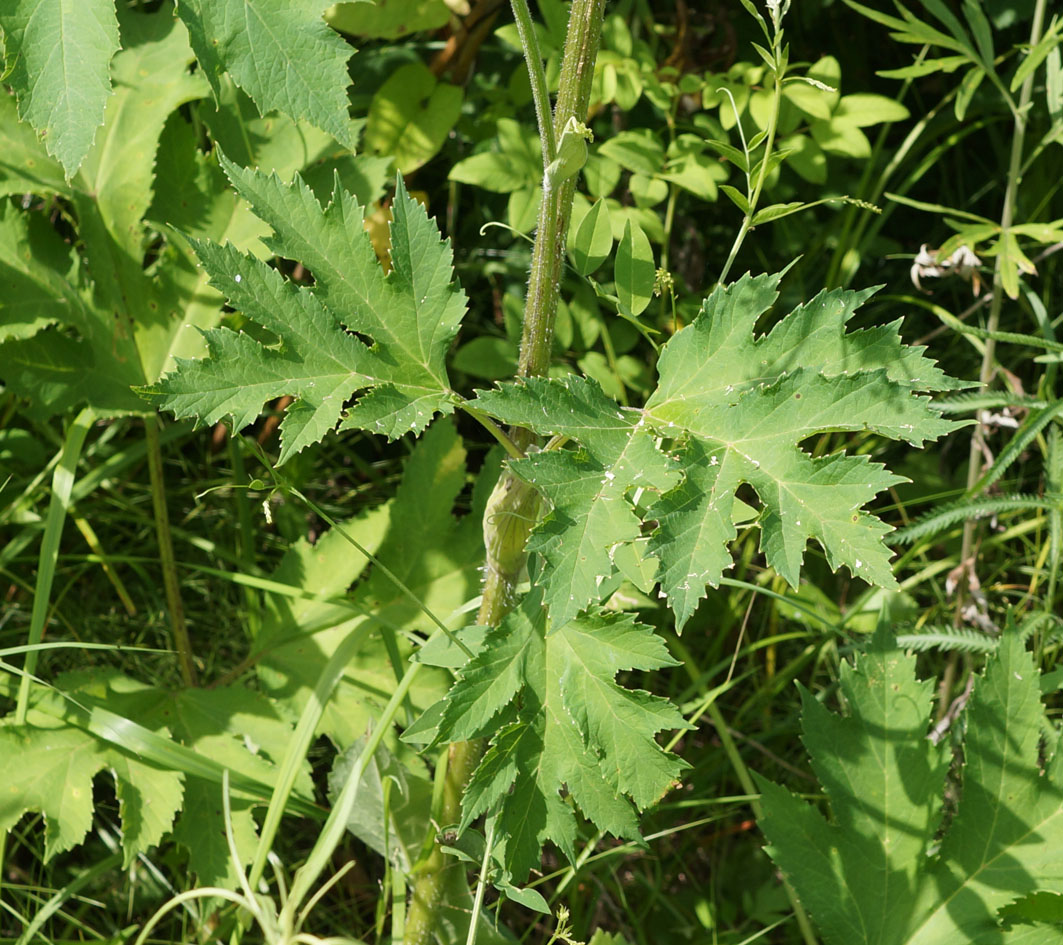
<box><xmin>143</xmin><ymin>157</ymin><xmax>468</xmax><ymax>461</ymax></box>
<box><xmin>473</xmin><ymin>270</ymin><xmax>964</xmax><ymax>630</ymax></box>
<box><xmin>758</xmin><ymin>623</ymin><xmax>1063</xmax><ymax>944</ymax></box>
<box><xmin>422</xmin><ymin>591</ymin><xmax>688</xmax><ymax>880</ymax></box>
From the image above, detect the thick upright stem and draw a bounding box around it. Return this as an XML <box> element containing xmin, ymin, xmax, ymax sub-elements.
<box><xmin>404</xmin><ymin>3</ymin><xmax>605</xmax><ymax>942</ymax></box>
<box><xmin>517</xmin><ymin>0</ymin><xmax>605</xmax><ymax>381</ymax></box>
<box><xmin>145</xmin><ymin>415</ymin><xmax>197</xmax><ymax>687</ymax></box>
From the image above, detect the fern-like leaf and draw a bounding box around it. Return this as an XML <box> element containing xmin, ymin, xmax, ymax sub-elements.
<box><xmin>892</xmin><ymin>494</ymin><xmax>1055</xmax><ymax>545</ymax></box>
<box><xmin>894</xmin><ymin>625</ymin><xmax>999</xmax><ymax>653</ymax></box>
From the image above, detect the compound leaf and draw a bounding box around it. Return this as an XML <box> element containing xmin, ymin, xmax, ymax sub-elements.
<box><xmin>431</xmin><ymin>592</ymin><xmax>688</xmax><ymax>878</ymax></box>
<box><xmin>0</xmin><ymin>0</ymin><xmax>120</xmax><ymax>177</ymax></box>
<box><xmin>472</xmin><ymin>271</ymin><xmax>963</xmax><ymax>629</ymax></box>
<box><xmin>758</xmin><ymin>622</ymin><xmax>1063</xmax><ymax>945</ymax></box>
<box><xmin>144</xmin><ymin>162</ymin><xmax>468</xmax><ymax>460</ymax></box>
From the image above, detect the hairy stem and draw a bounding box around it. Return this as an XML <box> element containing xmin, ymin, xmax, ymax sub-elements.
<box><xmin>404</xmin><ymin>2</ymin><xmax>605</xmax><ymax>942</ymax></box>
<box><xmin>145</xmin><ymin>415</ymin><xmax>197</xmax><ymax>687</ymax></box>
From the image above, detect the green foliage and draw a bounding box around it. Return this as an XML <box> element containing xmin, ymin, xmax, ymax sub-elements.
<box><xmin>759</xmin><ymin>622</ymin><xmax>1063</xmax><ymax>944</ymax></box>
<box><xmin>472</xmin><ymin>271</ymin><xmax>963</xmax><ymax>629</ymax></box>
<box><xmin>569</xmin><ymin>198</ymin><xmax>613</xmax><ymax>275</ymax></box>
<box><xmin>142</xmin><ymin>158</ymin><xmax>468</xmax><ymax>460</ymax></box>
<box><xmin>175</xmin><ymin>0</ymin><xmax>357</xmax><ymax>152</ymax></box>
<box><xmin>4</xmin><ymin>0</ymin><xmax>1061</xmax><ymax>942</ymax></box>
<box><xmin>5</xmin><ymin>670</ymin><xmax>312</xmax><ymax>887</ymax></box>
<box><xmin>614</xmin><ymin>220</ymin><xmax>655</xmax><ymax>317</ymax></box>
<box><xmin>423</xmin><ymin>591</ymin><xmax>688</xmax><ymax>879</ymax></box>
<box><xmin>0</xmin><ymin>8</ymin><xmax>210</xmax><ymax>416</ymax></box>
<box><xmin>0</xmin><ymin>0</ymin><xmax>121</xmax><ymax>177</ymax></box>
<box><xmin>255</xmin><ymin>419</ymin><xmax>487</xmax><ymax>746</ymax></box>
<box><xmin>0</xmin><ymin>719</ymin><xmax>181</xmax><ymax>865</ymax></box>
<box><xmin>365</xmin><ymin>61</ymin><xmax>463</xmax><ymax>173</ymax></box>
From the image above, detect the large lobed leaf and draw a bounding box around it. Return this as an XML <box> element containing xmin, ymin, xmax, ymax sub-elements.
<box><xmin>758</xmin><ymin>623</ymin><xmax>1063</xmax><ymax>944</ymax></box>
<box><xmin>472</xmin><ymin>270</ymin><xmax>965</xmax><ymax>629</ymax></box>
<box><xmin>2</xmin><ymin>670</ymin><xmax>313</xmax><ymax>888</ymax></box>
<box><xmin>423</xmin><ymin>591</ymin><xmax>688</xmax><ymax>879</ymax></box>
<box><xmin>143</xmin><ymin>157</ymin><xmax>468</xmax><ymax>461</ymax></box>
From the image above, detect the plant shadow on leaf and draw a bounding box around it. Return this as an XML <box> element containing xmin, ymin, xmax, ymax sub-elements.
<box><xmin>758</xmin><ymin>618</ymin><xmax>1063</xmax><ymax>945</ymax></box>
<box><xmin>253</xmin><ymin>420</ymin><xmax>495</xmax><ymax>748</ymax></box>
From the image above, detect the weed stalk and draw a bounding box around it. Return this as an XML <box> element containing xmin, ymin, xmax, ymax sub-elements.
<box><xmin>144</xmin><ymin>415</ymin><xmax>197</xmax><ymax>687</ymax></box>
<box><xmin>404</xmin><ymin>2</ymin><xmax>605</xmax><ymax>941</ymax></box>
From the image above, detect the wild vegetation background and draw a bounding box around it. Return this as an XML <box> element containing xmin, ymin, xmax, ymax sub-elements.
<box><xmin>1</xmin><ymin>0</ymin><xmax>1062</xmax><ymax>943</ymax></box>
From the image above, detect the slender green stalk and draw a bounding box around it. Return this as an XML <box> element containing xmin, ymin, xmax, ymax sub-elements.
<box><xmin>15</xmin><ymin>407</ymin><xmax>95</xmax><ymax>723</ymax></box>
<box><xmin>466</xmin><ymin>811</ymin><xmax>498</xmax><ymax>945</ymax></box>
<box><xmin>145</xmin><ymin>415</ymin><xmax>197</xmax><ymax>687</ymax></box>
<box><xmin>717</xmin><ymin>28</ymin><xmax>785</xmax><ymax>285</ymax></box>
<box><xmin>956</xmin><ymin>0</ymin><xmax>1047</xmax><ymax>615</ymax></box>
<box><xmin>283</xmin><ymin>657</ymin><xmax>424</xmax><ymax>916</ymax></box>
<box><xmin>405</xmin><ymin>3</ymin><xmax>606</xmax><ymax>942</ymax></box>
<box><xmin>4</xmin><ymin>409</ymin><xmax>93</xmax><ymax>908</ymax></box>
<box><xmin>509</xmin><ymin>0</ymin><xmax>556</xmax><ymax>167</ymax></box>
<box><xmin>516</xmin><ymin>0</ymin><xmax>606</xmax><ymax>384</ymax></box>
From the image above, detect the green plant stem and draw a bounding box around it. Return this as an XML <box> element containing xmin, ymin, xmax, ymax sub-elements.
<box><xmin>145</xmin><ymin>415</ymin><xmax>197</xmax><ymax>687</ymax></box>
<box><xmin>717</xmin><ymin>55</ymin><xmax>783</xmax><ymax>285</ymax></box>
<box><xmin>955</xmin><ymin>0</ymin><xmax>1047</xmax><ymax>617</ymax></box>
<box><xmin>705</xmin><ymin>701</ymin><xmax>818</xmax><ymax>945</ymax></box>
<box><xmin>509</xmin><ymin>0</ymin><xmax>556</xmax><ymax>166</ymax></box>
<box><xmin>405</xmin><ymin>3</ymin><xmax>605</xmax><ymax>943</ymax></box>
<box><xmin>466</xmin><ymin>810</ymin><xmax>498</xmax><ymax>945</ymax></box>
<box><xmin>516</xmin><ymin>0</ymin><xmax>606</xmax><ymax>382</ymax></box>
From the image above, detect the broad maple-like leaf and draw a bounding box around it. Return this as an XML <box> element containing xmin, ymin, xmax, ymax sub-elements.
<box><xmin>143</xmin><ymin>158</ymin><xmax>468</xmax><ymax>461</ymax></box>
<box><xmin>758</xmin><ymin>623</ymin><xmax>1063</xmax><ymax>945</ymax></box>
<box><xmin>427</xmin><ymin>591</ymin><xmax>688</xmax><ymax>879</ymax></box>
<box><xmin>472</xmin><ymin>271</ymin><xmax>964</xmax><ymax>628</ymax></box>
